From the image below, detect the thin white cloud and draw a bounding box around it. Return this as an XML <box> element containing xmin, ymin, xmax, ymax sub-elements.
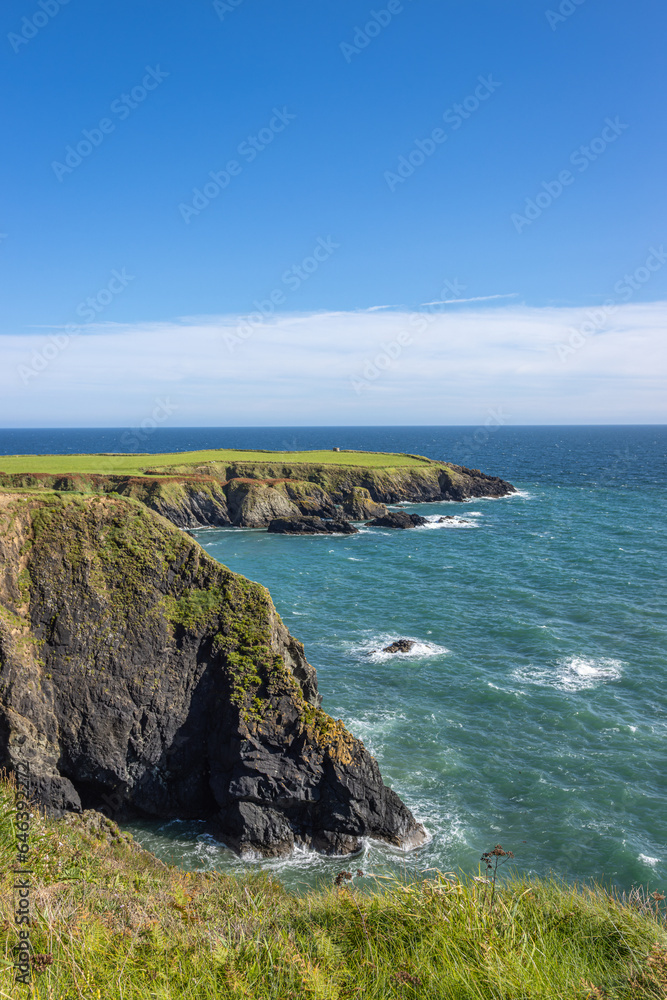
<box><xmin>1</xmin><ymin>301</ymin><xmax>666</xmax><ymax>426</ymax></box>
<box><xmin>364</xmin><ymin>304</ymin><xmax>403</xmax><ymax>312</ymax></box>
<box><xmin>420</xmin><ymin>293</ymin><xmax>519</xmax><ymax>306</ymax></box>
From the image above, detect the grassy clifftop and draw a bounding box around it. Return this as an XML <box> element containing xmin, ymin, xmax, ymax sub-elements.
<box><xmin>0</xmin><ymin>447</ymin><xmax>515</xmax><ymax>527</ymax></box>
<box><xmin>0</xmin><ymin>447</ymin><xmax>438</xmax><ymax>477</ymax></box>
<box><xmin>1</xmin><ymin>773</ymin><xmax>666</xmax><ymax>999</ymax></box>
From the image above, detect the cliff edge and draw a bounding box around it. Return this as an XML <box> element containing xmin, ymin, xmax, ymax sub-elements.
<box><xmin>0</xmin><ymin>492</ymin><xmax>425</xmax><ymax>856</ymax></box>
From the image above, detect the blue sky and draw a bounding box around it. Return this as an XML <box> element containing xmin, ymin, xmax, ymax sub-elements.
<box><xmin>1</xmin><ymin>0</ymin><xmax>665</xmax><ymax>426</ymax></box>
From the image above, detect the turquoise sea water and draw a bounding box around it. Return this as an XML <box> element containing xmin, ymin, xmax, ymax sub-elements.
<box><xmin>2</xmin><ymin>427</ymin><xmax>665</xmax><ymax>893</ymax></box>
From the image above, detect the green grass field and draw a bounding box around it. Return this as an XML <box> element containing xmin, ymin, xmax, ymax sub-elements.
<box><xmin>1</xmin><ymin>775</ymin><xmax>666</xmax><ymax>999</ymax></box>
<box><xmin>0</xmin><ymin>448</ymin><xmax>437</xmax><ymax>477</ymax></box>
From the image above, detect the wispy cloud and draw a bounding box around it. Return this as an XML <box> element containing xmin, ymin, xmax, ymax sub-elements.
<box><xmin>1</xmin><ymin>301</ymin><xmax>666</xmax><ymax>426</ymax></box>
<box><xmin>420</xmin><ymin>293</ymin><xmax>518</xmax><ymax>306</ymax></box>
<box><xmin>364</xmin><ymin>303</ymin><xmax>403</xmax><ymax>312</ymax></box>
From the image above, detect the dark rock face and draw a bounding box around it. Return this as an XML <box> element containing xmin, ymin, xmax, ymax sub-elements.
<box><xmin>0</xmin><ymin>494</ymin><xmax>424</xmax><ymax>857</ymax></box>
<box><xmin>365</xmin><ymin>512</ymin><xmax>428</xmax><ymax>529</ymax></box>
<box><xmin>382</xmin><ymin>639</ymin><xmax>416</xmax><ymax>654</ymax></box>
<box><xmin>268</xmin><ymin>516</ymin><xmax>358</xmax><ymax>535</ymax></box>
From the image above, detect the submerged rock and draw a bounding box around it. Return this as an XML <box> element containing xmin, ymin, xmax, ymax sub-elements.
<box><xmin>0</xmin><ymin>494</ymin><xmax>424</xmax><ymax>857</ymax></box>
<box><xmin>267</xmin><ymin>516</ymin><xmax>358</xmax><ymax>535</ymax></box>
<box><xmin>365</xmin><ymin>512</ymin><xmax>428</xmax><ymax>529</ymax></box>
<box><xmin>382</xmin><ymin>639</ymin><xmax>416</xmax><ymax>654</ymax></box>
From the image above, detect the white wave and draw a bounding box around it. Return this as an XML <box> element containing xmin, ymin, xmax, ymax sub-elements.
<box><xmin>238</xmin><ymin>839</ymin><xmax>330</xmax><ymax>865</ymax></box>
<box><xmin>639</xmin><ymin>853</ymin><xmax>660</xmax><ymax>867</ymax></box>
<box><xmin>506</xmin><ymin>489</ymin><xmax>534</xmax><ymax>500</ymax></box>
<box><xmin>458</xmin><ymin>490</ymin><xmax>532</xmax><ymax>502</ymax></box>
<box><xmin>417</xmin><ymin>514</ymin><xmax>477</xmax><ymax>530</ymax></box>
<box><xmin>512</xmin><ymin>656</ymin><xmax>624</xmax><ymax>692</ymax></box>
<box><xmin>355</xmin><ymin>635</ymin><xmax>450</xmax><ymax>662</ymax></box>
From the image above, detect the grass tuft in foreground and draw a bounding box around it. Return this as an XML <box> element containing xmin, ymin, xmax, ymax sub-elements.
<box><xmin>0</xmin><ymin>775</ymin><xmax>665</xmax><ymax>999</ymax></box>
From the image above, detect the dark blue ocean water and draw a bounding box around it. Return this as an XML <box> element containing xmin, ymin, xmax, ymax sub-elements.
<box><xmin>2</xmin><ymin>427</ymin><xmax>665</xmax><ymax>893</ymax></box>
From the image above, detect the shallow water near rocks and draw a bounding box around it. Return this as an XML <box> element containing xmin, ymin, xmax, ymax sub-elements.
<box><xmin>3</xmin><ymin>426</ymin><xmax>665</xmax><ymax>894</ymax></box>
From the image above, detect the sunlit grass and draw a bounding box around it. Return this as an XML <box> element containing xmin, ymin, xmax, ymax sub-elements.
<box><xmin>0</xmin><ymin>448</ymin><xmax>439</xmax><ymax>477</ymax></box>
<box><xmin>1</xmin><ymin>775</ymin><xmax>665</xmax><ymax>998</ymax></box>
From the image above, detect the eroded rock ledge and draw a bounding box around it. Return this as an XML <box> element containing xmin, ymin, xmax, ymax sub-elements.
<box><xmin>0</xmin><ymin>493</ymin><xmax>425</xmax><ymax>857</ymax></box>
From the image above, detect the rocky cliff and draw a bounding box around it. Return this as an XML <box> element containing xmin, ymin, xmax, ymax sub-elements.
<box><xmin>0</xmin><ymin>458</ymin><xmax>515</xmax><ymax>530</ymax></box>
<box><xmin>0</xmin><ymin>493</ymin><xmax>425</xmax><ymax>856</ymax></box>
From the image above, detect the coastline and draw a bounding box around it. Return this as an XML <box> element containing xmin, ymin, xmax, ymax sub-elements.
<box><xmin>0</xmin><ymin>446</ymin><xmax>516</xmax><ymax>530</ymax></box>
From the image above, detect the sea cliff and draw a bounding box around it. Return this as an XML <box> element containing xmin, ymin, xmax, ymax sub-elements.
<box><xmin>0</xmin><ymin>450</ymin><xmax>515</xmax><ymax>529</ymax></box>
<box><xmin>0</xmin><ymin>492</ymin><xmax>424</xmax><ymax>856</ymax></box>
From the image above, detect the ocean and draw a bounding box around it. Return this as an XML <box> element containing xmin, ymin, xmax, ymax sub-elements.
<box><xmin>2</xmin><ymin>425</ymin><xmax>665</xmax><ymax>894</ymax></box>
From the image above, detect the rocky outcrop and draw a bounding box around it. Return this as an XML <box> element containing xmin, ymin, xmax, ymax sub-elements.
<box><xmin>226</xmin><ymin>479</ymin><xmax>339</xmax><ymax>527</ymax></box>
<box><xmin>116</xmin><ymin>477</ymin><xmax>231</xmax><ymax>528</ymax></box>
<box><xmin>382</xmin><ymin>640</ymin><xmax>416</xmax><ymax>654</ymax></box>
<box><xmin>268</xmin><ymin>516</ymin><xmax>358</xmax><ymax>535</ymax></box>
<box><xmin>0</xmin><ymin>493</ymin><xmax>424</xmax><ymax>856</ymax></box>
<box><xmin>366</xmin><ymin>512</ymin><xmax>428</xmax><ymax>529</ymax></box>
<box><xmin>143</xmin><ymin>456</ymin><xmax>515</xmax><ymax>507</ymax></box>
<box><xmin>341</xmin><ymin>487</ymin><xmax>388</xmax><ymax>521</ymax></box>
<box><xmin>226</xmin><ymin>480</ymin><xmax>300</xmax><ymax>527</ymax></box>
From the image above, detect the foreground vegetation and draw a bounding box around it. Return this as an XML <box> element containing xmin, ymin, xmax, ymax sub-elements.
<box><xmin>0</xmin><ymin>447</ymin><xmax>438</xmax><ymax>477</ymax></box>
<box><xmin>1</xmin><ymin>778</ymin><xmax>665</xmax><ymax>999</ymax></box>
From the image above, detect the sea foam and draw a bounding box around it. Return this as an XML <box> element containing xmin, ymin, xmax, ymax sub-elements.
<box><xmin>417</xmin><ymin>515</ymin><xmax>478</xmax><ymax>530</ymax></box>
<box><xmin>358</xmin><ymin>636</ymin><xmax>451</xmax><ymax>662</ymax></box>
<box><xmin>512</xmin><ymin>656</ymin><xmax>624</xmax><ymax>692</ymax></box>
